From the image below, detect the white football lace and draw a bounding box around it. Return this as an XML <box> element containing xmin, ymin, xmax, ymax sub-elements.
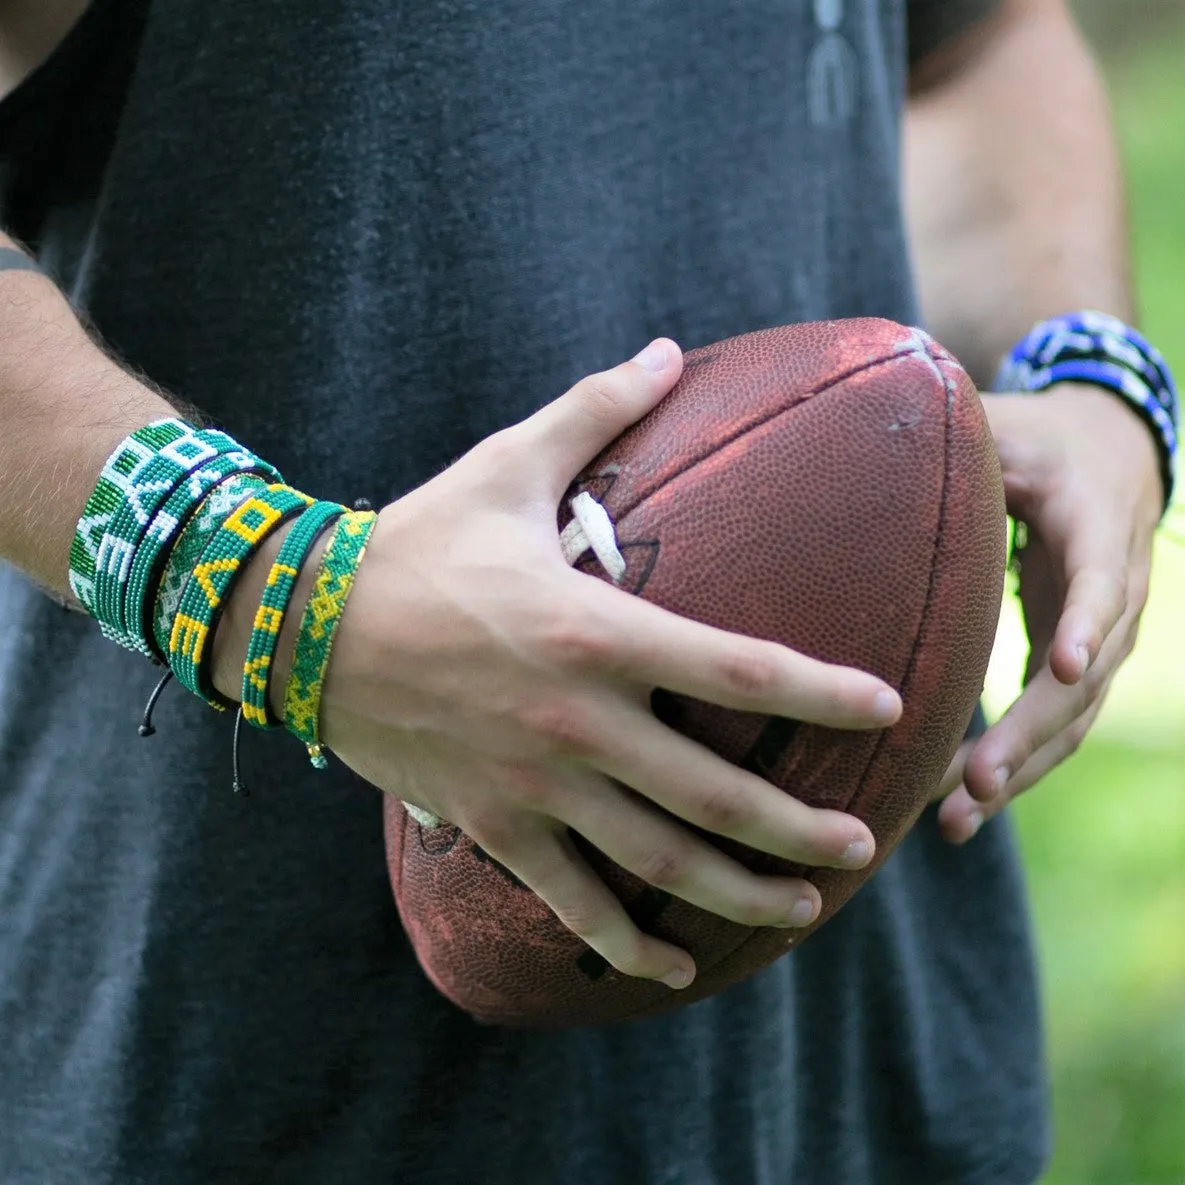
<box><xmin>558</xmin><ymin>491</ymin><xmax>627</xmax><ymax>582</ymax></box>
<box><xmin>403</xmin><ymin>491</ymin><xmax>623</xmax><ymax>830</ymax></box>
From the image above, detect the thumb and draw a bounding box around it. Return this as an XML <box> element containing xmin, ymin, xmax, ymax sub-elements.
<box><xmin>523</xmin><ymin>339</ymin><xmax>683</xmax><ymax>499</ymax></box>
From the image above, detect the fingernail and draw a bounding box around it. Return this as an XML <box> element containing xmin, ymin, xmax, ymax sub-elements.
<box><xmin>840</xmin><ymin>839</ymin><xmax>873</xmax><ymax>870</ymax></box>
<box><xmin>992</xmin><ymin>766</ymin><xmax>1010</xmax><ymax>796</ymax></box>
<box><xmin>873</xmin><ymin>689</ymin><xmax>900</xmax><ymax>723</ymax></box>
<box><xmin>1077</xmin><ymin>646</ymin><xmax>1091</xmax><ymax>676</ymax></box>
<box><xmin>787</xmin><ymin>897</ymin><xmax>818</xmax><ymax>927</ymax></box>
<box><xmin>661</xmin><ymin>967</ymin><xmax>694</xmax><ymax>990</ymax></box>
<box><xmin>963</xmin><ymin>810</ymin><xmax>984</xmax><ymax>841</ymax></box>
<box><xmin>632</xmin><ymin>340</ymin><xmax>670</xmax><ymax>373</ymax></box>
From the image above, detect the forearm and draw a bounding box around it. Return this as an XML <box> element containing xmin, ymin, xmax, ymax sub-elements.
<box><xmin>0</xmin><ymin>233</ymin><xmax>176</xmax><ymax>597</ymax></box>
<box><xmin>904</xmin><ymin>0</ymin><xmax>1132</xmax><ymax>388</ymax></box>
<box><xmin>0</xmin><ymin>234</ymin><xmax>326</xmax><ymax>716</ymax></box>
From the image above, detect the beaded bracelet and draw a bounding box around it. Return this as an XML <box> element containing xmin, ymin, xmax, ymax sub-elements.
<box><xmin>70</xmin><ymin>417</ymin><xmax>280</xmax><ymax>640</ymax></box>
<box><xmin>240</xmin><ymin>500</ymin><xmax>347</xmax><ymax>730</ymax></box>
<box><xmin>93</xmin><ymin>425</ymin><xmax>251</xmax><ymax>642</ymax></box>
<box><xmin>168</xmin><ymin>483</ymin><xmax>314</xmax><ymax>706</ymax></box>
<box><xmin>70</xmin><ymin>419</ymin><xmax>191</xmax><ymax>614</ymax></box>
<box><xmin>996</xmin><ymin>311</ymin><xmax>1179</xmax><ymax>511</ymax></box>
<box><xmin>107</xmin><ymin>449</ymin><xmax>276</xmax><ymax>657</ymax></box>
<box><xmin>283</xmin><ymin>509</ymin><xmax>378</xmax><ymax>768</ymax></box>
<box><xmin>153</xmin><ymin>474</ymin><xmax>267</xmax><ymax>660</ymax></box>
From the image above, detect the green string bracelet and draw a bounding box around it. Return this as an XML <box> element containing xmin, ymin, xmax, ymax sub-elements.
<box><xmin>283</xmin><ymin>509</ymin><xmax>377</xmax><ymax>768</ymax></box>
<box><xmin>168</xmin><ymin>483</ymin><xmax>313</xmax><ymax>707</ymax></box>
<box><xmin>240</xmin><ymin>500</ymin><xmax>346</xmax><ymax>730</ymax></box>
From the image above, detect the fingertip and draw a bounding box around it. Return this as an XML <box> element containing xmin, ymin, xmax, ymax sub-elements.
<box><xmin>631</xmin><ymin>338</ymin><xmax>683</xmax><ymax>376</ymax></box>
<box><xmin>872</xmin><ymin>688</ymin><xmax>903</xmax><ymax>725</ymax></box>
<box><xmin>938</xmin><ymin>796</ymin><xmax>984</xmax><ymax>845</ymax></box>
<box><xmin>1049</xmin><ymin>635</ymin><xmax>1092</xmax><ymax>685</ymax></box>
<box><xmin>838</xmin><ymin>835</ymin><xmax>875</xmax><ymax>870</ymax></box>
<box><xmin>660</xmin><ymin>963</ymin><xmax>696</xmax><ymax>990</ymax></box>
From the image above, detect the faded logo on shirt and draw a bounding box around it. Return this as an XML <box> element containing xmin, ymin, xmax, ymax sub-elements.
<box><xmin>808</xmin><ymin>0</ymin><xmax>859</xmax><ymax>127</ymax></box>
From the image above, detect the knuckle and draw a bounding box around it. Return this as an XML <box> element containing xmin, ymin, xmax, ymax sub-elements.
<box><xmin>574</xmin><ymin>375</ymin><xmax>632</xmax><ymax>427</ymax></box>
<box><xmin>693</xmin><ymin>783</ymin><xmax>747</xmax><ymax>836</ymax></box>
<box><xmin>517</xmin><ymin>698</ymin><xmax>597</xmax><ymax>758</ymax></box>
<box><xmin>539</xmin><ymin>611</ymin><xmax>617</xmax><ymax>672</ymax></box>
<box><xmin>635</xmin><ymin>845</ymin><xmax>690</xmax><ymax>891</ymax></box>
<box><xmin>504</xmin><ymin>765</ymin><xmax>559</xmax><ymax>813</ymax></box>
<box><xmin>550</xmin><ymin>898</ymin><xmax>610</xmax><ymax>944</ymax></box>
<box><xmin>717</xmin><ymin>646</ymin><xmax>781</xmax><ymax>702</ymax></box>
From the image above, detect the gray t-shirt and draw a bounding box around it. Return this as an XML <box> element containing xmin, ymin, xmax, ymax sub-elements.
<box><xmin>0</xmin><ymin>1</ymin><xmax>1048</xmax><ymax>1182</ymax></box>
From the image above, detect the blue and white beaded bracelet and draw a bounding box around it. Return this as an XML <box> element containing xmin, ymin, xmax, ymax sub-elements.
<box><xmin>995</xmin><ymin>311</ymin><xmax>1179</xmax><ymax>512</ymax></box>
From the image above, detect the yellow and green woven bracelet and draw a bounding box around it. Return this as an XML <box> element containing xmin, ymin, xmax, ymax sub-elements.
<box><xmin>169</xmin><ymin>483</ymin><xmax>314</xmax><ymax>706</ymax></box>
<box><xmin>239</xmin><ymin>500</ymin><xmax>346</xmax><ymax>730</ymax></box>
<box><xmin>283</xmin><ymin>509</ymin><xmax>377</xmax><ymax>768</ymax></box>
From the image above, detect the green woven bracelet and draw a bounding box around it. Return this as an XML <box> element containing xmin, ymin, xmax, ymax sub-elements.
<box><xmin>168</xmin><ymin>483</ymin><xmax>313</xmax><ymax>706</ymax></box>
<box><xmin>154</xmin><ymin>474</ymin><xmax>266</xmax><ymax>659</ymax></box>
<box><xmin>94</xmin><ymin>425</ymin><xmax>254</xmax><ymax>642</ymax></box>
<box><xmin>70</xmin><ymin>418</ymin><xmax>190</xmax><ymax>614</ymax></box>
<box><xmin>70</xmin><ymin>418</ymin><xmax>280</xmax><ymax>644</ymax></box>
<box><xmin>240</xmin><ymin>500</ymin><xmax>346</xmax><ymax>730</ymax></box>
<box><xmin>109</xmin><ymin>448</ymin><xmax>279</xmax><ymax>658</ymax></box>
<box><xmin>283</xmin><ymin>509</ymin><xmax>377</xmax><ymax>768</ymax></box>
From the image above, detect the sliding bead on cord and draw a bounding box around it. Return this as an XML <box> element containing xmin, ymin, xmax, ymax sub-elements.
<box><xmin>240</xmin><ymin>500</ymin><xmax>347</xmax><ymax>730</ymax></box>
<box><xmin>168</xmin><ymin>483</ymin><xmax>314</xmax><ymax>707</ymax></box>
<box><xmin>283</xmin><ymin>509</ymin><xmax>378</xmax><ymax>768</ymax></box>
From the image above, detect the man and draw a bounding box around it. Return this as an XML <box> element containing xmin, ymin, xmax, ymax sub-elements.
<box><xmin>0</xmin><ymin>1</ymin><xmax>1165</xmax><ymax>1182</ymax></box>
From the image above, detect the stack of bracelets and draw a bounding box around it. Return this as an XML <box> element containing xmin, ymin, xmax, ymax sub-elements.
<box><xmin>69</xmin><ymin>418</ymin><xmax>376</xmax><ymax>780</ymax></box>
<box><xmin>68</xmin><ymin>312</ymin><xmax>1177</xmax><ymax>791</ymax></box>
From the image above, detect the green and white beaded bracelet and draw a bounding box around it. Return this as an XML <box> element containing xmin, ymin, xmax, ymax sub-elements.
<box><xmin>168</xmin><ymin>483</ymin><xmax>313</xmax><ymax>706</ymax></box>
<box><xmin>283</xmin><ymin>509</ymin><xmax>377</xmax><ymax>768</ymax></box>
<box><xmin>153</xmin><ymin>474</ymin><xmax>267</xmax><ymax>660</ymax></box>
<box><xmin>70</xmin><ymin>417</ymin><xmax>280</xmax><ymax>643</ymax></box>
<box><xmin>240</xmin><ymin>500</ymin><xmax>346</xmax><ymax>730</ymax></box>
<box><xmin>70</xmin><ymin>418</ymin><xmax>190</xmax><ymax>614</ymax></box>
<box><xmin>112</xmin><ymin>449</ymin><xmax>277</xmax><ymax>658</ymax></box>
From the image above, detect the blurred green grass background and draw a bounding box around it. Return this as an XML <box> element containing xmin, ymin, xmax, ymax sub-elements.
<box><xmin>983</xmin><ymin>8</ymin><xmax>1185</xmax><ymax>1181</ymax></box>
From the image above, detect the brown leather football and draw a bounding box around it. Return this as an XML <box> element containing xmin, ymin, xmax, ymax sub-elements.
<box><xmin>385</xmin><ymin>318</ymin><xmax>1007</xmax><ymax>1027</ymax></box>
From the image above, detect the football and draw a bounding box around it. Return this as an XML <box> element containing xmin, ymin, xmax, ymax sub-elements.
<box><xmin>385</xmin><ymin>319</ymin><xmax>1007</xmax><ymax>1027</ymax></box>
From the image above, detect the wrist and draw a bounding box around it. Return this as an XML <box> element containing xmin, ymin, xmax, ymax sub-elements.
<box><xmin>994</xmin><ymin>310</ymin><xmax>1178</xmax><ymax>513</ymax></box>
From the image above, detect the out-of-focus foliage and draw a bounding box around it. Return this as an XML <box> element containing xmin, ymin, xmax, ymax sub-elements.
<box><xmin>983</xmin><ymin>5</ymin><xmax>1185</xmax><ymax>1181</ymax></box>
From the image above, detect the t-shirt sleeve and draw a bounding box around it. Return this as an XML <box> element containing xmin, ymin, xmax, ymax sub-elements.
<box><xmin>907</xmin><ymin>0</ymin><xmax>1004</xmax><ymax>71</ymax></box>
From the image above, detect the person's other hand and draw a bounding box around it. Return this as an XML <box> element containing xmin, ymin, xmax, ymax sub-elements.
<box><xmin>317</xmin><ymin>340</ymin><xmax>902</xmax><ymax>988</ymax></box>
<box><xmin>933</xmin><ymin>383</ymin><xmax>1163</xmax><ymax>842</ymax></box>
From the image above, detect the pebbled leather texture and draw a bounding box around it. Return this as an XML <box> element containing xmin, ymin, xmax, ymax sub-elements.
<box><xmin>385</xmin><ymin>319</ymin><xmax>1007</xmax><ymax>1028</ymax></box>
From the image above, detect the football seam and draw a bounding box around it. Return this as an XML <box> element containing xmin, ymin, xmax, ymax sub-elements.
<box><xmin>839</xmin><ymin>341</ymin><xmax>957</xmax><ymax>822</ymax></box>
<box><xmin>621</xmin><ymin>345</ymin><xmax>958</xmax><ymax>1021</ymax></box>
<box><xmin>595</xmin><ymin>349</ymin><xmax>912</xmax><ymax>523</ymax></box>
